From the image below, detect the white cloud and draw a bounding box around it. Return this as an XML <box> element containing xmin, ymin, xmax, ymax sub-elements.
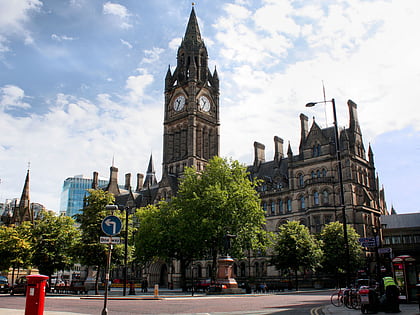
<box><xmin>0</xmin><ymin>85</ymin><xmax>31</xmax><ymax>111</ymax></box>
<box><xmin>103</xmin><ymin>2</ymin><xmax>132</xmax><ymax>29</ymax></box>
<box><xmin>120</xmin><ymin>39</ymin><xmax>133</xmax><ymax>49</ymax></box>
<box><xmin>141</xmin><ymin>47</ymin><xmax>164</xmax><ymax>64</ymax></box>
<box><xmin>0</xmin><ymin>0</ymin><xmax>42</xmax><ymax>54</ymax></box>
<box><xmin>124</xmin><ymin>69</ymin><xmax>154</xmax><ymax>104</ymax></box>
<box><xmin>51</xmin><ymin>34</ymin><xmax>76</xmax><ymax>42</ymax></box>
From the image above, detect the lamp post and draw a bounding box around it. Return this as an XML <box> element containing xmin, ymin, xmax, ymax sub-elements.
<box><xmin>306</xmin><ymin>98</ymin><xmax>350</xmax><ymax>287</ymax></box>
<box><xmin>122</xmin><ymin>202</ymin><xmax>135</xmax><ymax>296</ymax></box>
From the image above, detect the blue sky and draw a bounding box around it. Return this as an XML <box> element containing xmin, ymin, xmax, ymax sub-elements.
<box><xmin>0</xmin><ymin>0</ymin><xmax>419</xmax><ymax>214</ymax></box>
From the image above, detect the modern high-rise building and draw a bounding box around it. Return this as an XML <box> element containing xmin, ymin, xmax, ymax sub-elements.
<box><xmin>60</xmin><ymin>175</ymin><xmax>108</xmax><ymax>217</ymax></box>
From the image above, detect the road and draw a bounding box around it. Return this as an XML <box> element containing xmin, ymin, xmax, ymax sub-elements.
<box><xmin>0</xmin><ymin>290</ymin><xmax>331</xmax><ymax>315</ymax></box>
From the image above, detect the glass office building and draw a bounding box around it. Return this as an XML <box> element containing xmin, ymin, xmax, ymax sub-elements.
<box><xmin>60</xmin><ymin>175</ymin><xmax>108</xmax><ymax>217</ymax></box>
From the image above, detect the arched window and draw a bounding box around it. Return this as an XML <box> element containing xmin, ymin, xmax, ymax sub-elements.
<box><xmin>287</xmin><ymin>199</ymin><xmax>292</xmax><ymax>212</ymax></box>
<box><xmin>270</xmin><ymin>201</ymin><xmax>275</xmax><ymax>215</ymax></box>
<box><xmin>311</xmin><ymin>171</ymin><xmax>315</xmax><ymax>179</ymax></box>
<box><xmin>278</xmin><ymin>199</ymin><xmax>283</xmax><ymax>214</ymax></box>
<box><xmin>317</xmin><ymin>169</ymin><xmax>321</xmax><ymax>178</ymax></box>
<box><xmin>298</xmin><ymin>174</ymin><xmax>304</xmax><ymax>187</ymax></box>
<box><xmin>313</xmin><ymin>144</ymin><xmax>321</xmax><ymax>157</ymax></box>
<box><xmin>314</xmin><ymin>191</ymin><xmax>319</xmax><ymax>206</ymax></box>
<box><xmin>262</xmin><ymin>202</ymin><xmax>267</xmax><ymax>215</ymax></box>
<box><xmin>322</xmin><ymin>190</ymin><xmax>329</xmax><ymax>205</ymax></box>
<box><xmin>322</xmin><ymin>168</ymin><xmax>327</xmax><ymax>177</ymax></box>
<box><xmin>300</xmin><ymin>196</ymin><xmax>305</xmax><ymax>210</ymax></box>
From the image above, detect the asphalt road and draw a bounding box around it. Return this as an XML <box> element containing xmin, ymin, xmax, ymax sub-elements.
<box><xmin>0</xmin><ymin>290</ymin><xmax>332</xmax><ymax>315</ymax></box>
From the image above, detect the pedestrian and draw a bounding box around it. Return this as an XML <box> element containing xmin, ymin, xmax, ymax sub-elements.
<box><xmin>382</xmin><ymin>275</ymin><xmax>400</xmax><ymax>313</ymax></box>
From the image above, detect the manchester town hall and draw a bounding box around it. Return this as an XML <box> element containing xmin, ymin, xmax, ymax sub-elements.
<box><xmin>89</xmin><ymin>7</ymin><xmax>388</xmax><ymax>288</ymax></box>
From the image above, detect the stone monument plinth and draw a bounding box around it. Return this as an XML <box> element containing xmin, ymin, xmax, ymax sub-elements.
<box><xmin>216</xmin><ymin>256</ymin><xmax>240</xmax><ymax>291</ymax></box>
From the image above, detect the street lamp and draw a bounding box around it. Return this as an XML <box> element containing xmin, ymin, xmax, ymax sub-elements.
<box><xmin>122</xmin><ymin>202</ymin><xmax>135</xmax><ymax>296</ymax></box>
<box><xmin>306</xmin><ymin>98</ymin><xmax>351</xmax><ymax>287</ymax></box>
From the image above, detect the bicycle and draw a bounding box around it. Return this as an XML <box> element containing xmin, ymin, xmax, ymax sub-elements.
<box><xmin>344</xmin><ymin>287</ymin><xmax>361</xmax><ymax>310</ymax></box>
<box><xmin>330</xmin><ymin>288</ymin><xmax>344</xmax><ymax>307</ymax></box>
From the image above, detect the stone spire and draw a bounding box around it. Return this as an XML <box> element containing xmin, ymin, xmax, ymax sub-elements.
<box><xmin>13</xmin><ymin>168</ymin><xmax>33</xmax><ymax>225</ymax></box>
<box><xmin>143</xmin><ymin>154</ymin><xmax>157</xmax><ymax>188</ymax></box>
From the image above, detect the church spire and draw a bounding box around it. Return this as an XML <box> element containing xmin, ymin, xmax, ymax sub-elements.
<box><xmin>13</xmin><ymin>168</ymin><xmax>32</xmax><ymax>225</ymax></box>
<box><xmin>143</xmin><ymin>154</ymin><xmax>157</xmax><ymax>188</ymax></box>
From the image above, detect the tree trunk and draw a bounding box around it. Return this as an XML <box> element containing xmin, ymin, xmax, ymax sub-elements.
<box><xmin>179</xmin><ymin>258</ymin><xmax>187</xmax><ymax>291</ymax></box>
<box><xmin>294</xmin><ymin>269</ymin><xmax>299</xmax><ymax>291</ymax></box>
<box><xmin>211</xmin><ymin>251</ymin><xmax>218</xmax><ymax>282</ymax></box>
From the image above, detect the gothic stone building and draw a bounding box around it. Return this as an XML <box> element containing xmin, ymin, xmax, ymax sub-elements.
<box><xmin>94</xmin><ymin>7</ymin><xmax>388</xmax><ymax>287</ymax></box>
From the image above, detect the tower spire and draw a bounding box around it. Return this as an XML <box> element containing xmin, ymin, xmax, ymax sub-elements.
<box><xmin>13</xmin><ymin>168</ymin><xmax>32</xmax><ymax>225</ymax></box>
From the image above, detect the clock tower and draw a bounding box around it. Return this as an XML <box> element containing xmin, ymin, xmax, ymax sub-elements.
<box><xmin>163</xmin><ymin>6</ymin><xmax>220</xmax><ymax>177</ymax></box>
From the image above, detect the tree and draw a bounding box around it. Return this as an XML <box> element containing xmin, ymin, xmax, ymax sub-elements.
<box><xmin>31</xmin><ymin>211</ymin><xmax>80</xmax><ymax>286</ymax></box>
<box><xmin>271</xmin><ymin>221</ymin><xmax>323</xmax><ymax>290</ymax></box>
<box><xmin>0</xmin><ymin>222</ymin><xmax>33</xmax><ymax>285</ymax></box>
<box><xmin>74</xmin><ymin>189</ymin><xmax>125</xmax><ymax>294</ymax></box>
<box><xmin>135</xmin><ymin>156</ymin><xmax>268</xmax><ymax>289</ymax></box>
<box><xmin>319</xmin><ymin>221</ymin><xmax>364</xmax><ymax>285</ymax></box>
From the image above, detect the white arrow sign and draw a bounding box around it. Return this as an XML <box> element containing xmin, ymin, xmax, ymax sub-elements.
<box><xmin>105</xmin><ymin>218</ymin><xmax>117</xmax><ymax>235</ymax></box>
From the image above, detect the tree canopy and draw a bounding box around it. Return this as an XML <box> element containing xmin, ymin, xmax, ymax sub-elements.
<box><xmin>271</xmin><ymin>221</ymin><xmax>323</xmax><ymax>290</ymax></box>
<box><xmin>74</xmin><ymin>189</ymin><xmax>125</xmax><ymax>293</ymax></box>
<box><xmin>135</xmin><ymin>156</ymin><xmax>269</xmax><ymax>287</ymax></box>
<box><xmin>31</xmin><ymin>211</ymin><xmax>80</xmax><ymax>282</ymax></box>
<box><xmin>319</xmin><ymin>221</ymin><xmax>364</xmax><ymax>280</ymax></box>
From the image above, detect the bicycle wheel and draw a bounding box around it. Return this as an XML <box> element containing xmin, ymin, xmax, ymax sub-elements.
<box><xmin>351</xmin><ymin>293</ymin><xmax>361</xmax><ymax>310</ymax></box>
<box><xmin>331</xmin><ymin>292</ymin><xmax>343</xmax><ymax>307</ymax></box>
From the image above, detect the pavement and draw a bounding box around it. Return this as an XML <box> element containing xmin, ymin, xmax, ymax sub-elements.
<box><xmin>323</xmin><ymin>303</ymin><xmax>419</xmax><ymax>315</ymax></box>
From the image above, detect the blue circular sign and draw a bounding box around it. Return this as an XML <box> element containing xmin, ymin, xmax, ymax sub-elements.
<box><xmin>101</xmin><ymin>215</ymin><xmax>122</xmax><ymax>236</ymax></box>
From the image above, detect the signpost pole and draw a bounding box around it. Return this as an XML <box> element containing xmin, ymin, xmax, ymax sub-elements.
<box><xmin>101</xmin><ymin>244</ymin><xmax>113</xmax><ymax>315</ymax></box>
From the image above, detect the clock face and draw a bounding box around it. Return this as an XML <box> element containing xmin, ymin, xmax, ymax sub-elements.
<box><xmin>199</xmin><ymin>95</ymin><xmax>210</xmax><ymax>112</ymax></box>
<box><xmin>173</xmin><ymin>95</ymin><xmax>185</xmax><ymax>111</ymax></box>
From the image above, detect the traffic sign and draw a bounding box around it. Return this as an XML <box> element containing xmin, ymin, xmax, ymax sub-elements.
<box><xmin>100</xmin><ymin>236</ymin><xmax>121</xmax><ymax>244</ymax></box>
<box><xmin>101</xmin><ymin>215</ymin><xmax>122</xmax><ymax>236</ymax></box>
<box><xmin>358</xmin><ymin>236</ymin><xmax>379</xmax><ymax>248</ymax></box>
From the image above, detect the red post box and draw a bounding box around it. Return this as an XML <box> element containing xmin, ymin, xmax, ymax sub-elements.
<box><xmin>25</xmin><ymin>275</ymin><xmax>49</xmax><ymax>315</ymax></box>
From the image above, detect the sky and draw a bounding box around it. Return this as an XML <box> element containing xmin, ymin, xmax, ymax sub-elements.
<box><xmin>0</xmin><ymin>0</ymin><xmax>419</xmax><ymax>214</ymax></box>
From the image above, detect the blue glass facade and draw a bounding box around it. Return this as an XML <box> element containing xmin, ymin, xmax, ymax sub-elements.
<box><xmin>60</xmin><ymin>175</ymin><xmax>108</xmax><ymax>217</ymax></box>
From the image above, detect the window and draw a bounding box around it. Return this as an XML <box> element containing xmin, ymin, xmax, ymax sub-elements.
<box><xmin>287</xmin><ymin>199</ymin><xmax>292</xmax><ymax>212</ymax></box>
<box><xmin>314</xmin><ymin>191</ymin><xmax>319</xmax><ymax>206</ymax></box>
<box><xmin>311</xmin><ymin>171</ymin><xmax>315</xmax><ymax>179</ymax></box>
<box><xmin>317</xmin><ymin>170</ymin><xmax>321</xmax><ymax>178</ymax></box>
<box><xmin>262</xmin><ymin>202</ymin><xmax>267</xmax><ymax>215</ymax></box>
<box><xmin>298</xmin><ymin>174</ymin><xmax>304</xmax><ymax>187</ymax></box>
<box><xmin>322</xmin><ymin>168</ymin><xmax>327</xmax><ymax>177</ymax></box>
<box><xmin>278</xmin><ymin>199</ymin><xmax>283</xmax><ymax>214</ymax></box>
<box><xmin>271</xmin><ymin>201</ymin><xmax>275</xmax><ymax>215</ymax></box>
<box><xmin>300</xmin><ymin>196</ymin><xmax>305</xmax><ymax>210</ymax></box>
<box><xmin>322</xmin><ymin>190</ymin><xmax>329</xmax><ymax>204</ymax></box>
<box><xmin>313</xmin><ymin>144</ymin><xmax>321</xmax><ymax>157</ymax></box>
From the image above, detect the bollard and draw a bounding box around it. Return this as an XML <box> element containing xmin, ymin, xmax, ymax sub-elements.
<box><xmin>154</xmin><ymin>284</ymin><xmax>159</xmax><ymax>298</ymax></box>
<box><xmin>25</xmin><ymin>275</ymin><xmax>49</xmax><ymax>315</ymax></box>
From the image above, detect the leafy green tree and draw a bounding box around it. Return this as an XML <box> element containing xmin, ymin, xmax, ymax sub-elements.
<box><xmin>319</xmin><ymin>221</ymin><xmax>364</xmax><ymax>285</ymax></box>
<box><xmin>271</xmin><ymin>221</ymin><xmax>323</xmax><ymax>290</ymax></box>
<box><xmin>0</xmin><ymin>222</ymin><xmax>33</xmax><ymax>285</ymax></box>
<box><xmin>135</xmin><ymin>156</ymin><xmax>268</xmax><ymax>289</ymax></box>
<box><xmin>31</xmin><ymin>211</ymin><xmax>80</xmax><ymax>286</ymax></box>
<box><xmin>74</xmin><ymin>189</ymin><xmax>125</xmax><ymax>294</ymax></box>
